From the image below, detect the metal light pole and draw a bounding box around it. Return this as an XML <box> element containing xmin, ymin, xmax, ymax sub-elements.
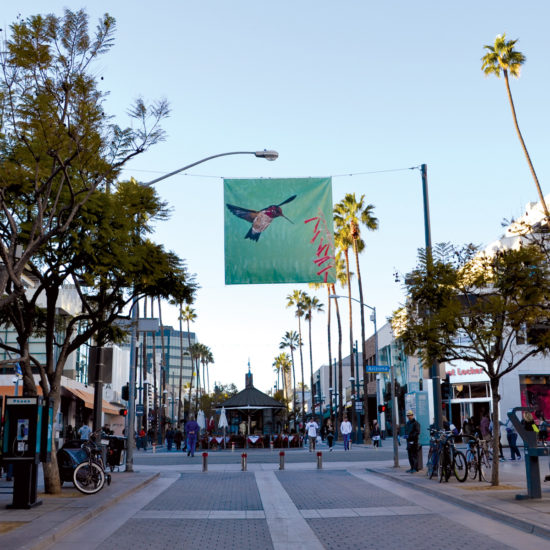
<box><xmin>124</xmin><ymin>149</ymin><xmax>278</xmax><ymax>472</ymax></box>
<box><xmin>420</xmin><ymin>163</ymin><xmax>442</xmax><ymax>430</ymax></box>
<box><xmin>389</xmin><ymin>346</ymin><xmax>399</xmax><ymax>468</ymax></box>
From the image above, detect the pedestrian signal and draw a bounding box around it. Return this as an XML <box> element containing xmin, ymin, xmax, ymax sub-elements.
<box><xmin>378</xmin><ymin>404</ymin><xmax>387</xmax><ymax>413</ymax></box>
<box><xmin>119</xmin><ymin>408</ymin><xmax>128</xmax><ymax>416</ymax></box>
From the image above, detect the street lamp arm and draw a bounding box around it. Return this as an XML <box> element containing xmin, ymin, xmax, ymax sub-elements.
<box><xmin>142</xmin><ymin>150</ymin><xmax>279</xmax><ymax>187</ymax></box>
<box><xmin>329</xmin><ymin>294</ymin><xmax>375</xmax><ymax>313</ymax></box>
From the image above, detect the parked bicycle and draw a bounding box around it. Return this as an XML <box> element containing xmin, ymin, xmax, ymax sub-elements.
<box><xmin>426</xmin><ymin>428</ymin><xmax>444</xmax><ymax>479</ymax></box>
<box><xmin>438</xmin><ymin>431</ymin><xmax>467</xmax><ymax>483</ymax></box>
<box><xmin>72</xmin><ymin>429</ymin><xmax>111</xmax><ymax>495</ymax></box>
<box><xmin>465</xmin><ymin>434</ymin><xmax>493</xmax><ymax>482</ymax></box>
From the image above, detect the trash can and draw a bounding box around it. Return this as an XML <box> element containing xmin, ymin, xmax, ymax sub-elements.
<box><xmin>105</xmin><ymin>436</ymin><xmax>127</xmax><ymax>471</ymax></box>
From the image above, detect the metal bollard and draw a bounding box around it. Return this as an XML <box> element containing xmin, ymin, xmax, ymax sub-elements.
<box><xmin>241</xmin><ymin>452</ymin><xmax>248</xmax><ymax>471</ymax></box>
<box><xmin>152</xmin><ymin>443</ymin><xmax>156</xmax><ymax>454</ymax></box>
<box><xmin>317</xmin><ymin>451</ymin><xmax>323</xmax><ymax>469</ymax></box>
<box><xmin>279</xmin><ymin>451</ymin><xmax>285</xmax><ymax>470</ymax></box>
<box><xmin>270</xmin><ymin>441</ymin><xmax>274</xmax><ymax>451</ymax></box>
<box><xmin>202</xmin><ymin>452</ymin><xmax>208</xmax><ymax>472</ymax></box>
<box><xmin>231</xmin><ymin>442</ymin><xmax>235</xmax><ymax>452</ymax></box>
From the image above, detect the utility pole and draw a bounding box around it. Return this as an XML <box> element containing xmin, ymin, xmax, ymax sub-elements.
<box><xmin>421</xmin><ymin>164</ymin><xmax>443</xmax><ymax>430</ymax></box>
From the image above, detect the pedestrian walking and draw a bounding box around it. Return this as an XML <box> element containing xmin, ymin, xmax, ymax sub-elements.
<box><xmin>165</xmin><ymin>424</ymin><xmax>175</xmax><ymax>451</ymax></box>
<box><xmin>371</xmin><ymin>419</ymin><xmax>381</xmax><ymax>448</ymax></box>
<box><xmin>405</xmin><ymin>410</ymin><xmax>420</xmax><ymax>473</ymax></box>
<box><xmin>305</xmin><ymin>417</ymin><xmax>319</xmax><ymax>452</ymax></box>
<box><xmin>505</xmin><ymin>418</ymin><xmax>521</xmax><ymax>460</ymax></box>
<box><xmin>78</xmin><ymin>423</ymin><xmax>91</xmax><ymax>440</ymax></box>
<box><xmin>340</xmin><ymin>415</ymin><xmax>352</xmax><ymax>451</ymax></box>
<box><xmin>326</xmin><ymin>421</ymin><xmax>335</xmax><ymax>451</ymax></box>
<box><xmin>539</xmin><ymin>415</ymin><xmax>548</xmax><ymax>445</ymax></box>
<box><xmin>138</xmin><ymin>427</ymin><xmax>147</xmax><ymax>451</ymax></box>
<box><xmin>185</xmin><ymin>415</ymin><xmax>200</xmax><ymax>457</ymax></box>
<box><xmin>174</xmin><ymin>426</ymin><xmax>183</xmax><ymax>451</ymax></box>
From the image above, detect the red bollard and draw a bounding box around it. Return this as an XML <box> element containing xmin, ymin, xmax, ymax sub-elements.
<box><xmin>202</xmin><ymin>452</ymin><xmax>208</xmax><ymax>472</ymax></box>
<box><xmin>317</xmin><ymin>451</ymin><xmax>323</xmax><ymax>469</ymax></box>
<box><xmin>241</xmin><ymin>452</ymin><xmax>248</xmax><ymax>471</ymax></box>
<box><xmin>279</xmin><ymin>451</ymin><xmax>285</xmax><ymax>470</ymax></box>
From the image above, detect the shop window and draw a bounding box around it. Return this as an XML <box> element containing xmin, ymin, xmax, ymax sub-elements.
<box><xmin>470</xmin><ymin>383</ymin><xmax>489</xmax><ymax>398</ymax></box>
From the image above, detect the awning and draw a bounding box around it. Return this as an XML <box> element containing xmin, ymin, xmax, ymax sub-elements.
<box><xmin>0</xmin><ymin>385</ymin><xmax>43</xmax><ymax>397</ymax></box>
<box><xmin>64</xmin><ymin>386</ymin><xmax>94</xmax><ymax>409</ymax></box>
<box><xmin>63</xmin><ymin>386</ymin><xmax>120</xmax><ymax>415</ymax></box>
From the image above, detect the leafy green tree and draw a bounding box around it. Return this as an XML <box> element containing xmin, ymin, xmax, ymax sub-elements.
<box><xmin>0</xmin><ymin>179</ymin><xmax>196</xmax><ymax>492</ymax></box>
<box><xmin>394</xmin><ymin>243</ymin><xmax>550</xmax><ymax>485</ymax></box>
<box><xmin>0</xmin><ymin>9</ymin><xmax>168</xmax><ymax>311</ymax></box>
<box><xmin>334</xmin><ymin>193</ymin><xmax>378</xmax><ymax>437</ymax></box>
<box><xmin>482</xmin><ymin>34</ymin><xmax>549</xmax><ymax>219</ymax></box>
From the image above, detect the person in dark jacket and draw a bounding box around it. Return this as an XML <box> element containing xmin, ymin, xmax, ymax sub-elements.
<box><xmin>165</xmin><ymin>425</ymin><xmax>175</xmax><ymax>451</ymax></box>
<box><xmin>174</xmin><ymin>426</ymin><xmax>183</xmax><ymax>451</ymax></box>
<box><xmin>185</xmin><ymin>415</ymin><xmax>200</xmax><ymax>457</ymax></box>
<box><xmin>405</xmin><ymin>410</ymin><xmax>420</xmax><ymax>473</ymax></box>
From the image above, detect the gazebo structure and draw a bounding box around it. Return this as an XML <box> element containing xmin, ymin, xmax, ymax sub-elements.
<box><xmin>221</xmin><ymin>370</ymin><xmax>286</xmax><ymax>442</ymax></box>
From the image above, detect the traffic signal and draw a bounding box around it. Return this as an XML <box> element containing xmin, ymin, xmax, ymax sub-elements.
<box><xmin>121</xmin><ymin>384</ymin><xmax>129</xmax><ymax>401</ymax></box>
<box><xmin>119</xmin><ymin>408</ymin><xmax>128</xmax><ymax>416</ymax></box>
<box><xmin>378</xmin><ymin>404</ymin><xmax>387</xmax><ymax>413</ymax></box>
<box><xmin>441</xmin><ymin>376</ymin><xmax>451</xmax><ymax>401</ymax></box>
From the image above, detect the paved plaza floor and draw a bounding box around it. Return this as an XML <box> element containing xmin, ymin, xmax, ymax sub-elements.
<box><xmin>2</xmin><ymin>444</ymin><xmax>550</xmax><ymax>549</ymax></box>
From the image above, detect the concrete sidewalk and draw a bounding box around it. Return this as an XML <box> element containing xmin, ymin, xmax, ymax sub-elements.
<box><xmin>0</xmin><ymin>470</ymin><xmax>159</xmax><ymax>550</ymax></box>
<box><xmin>3</xmin><ymin>450</ymin><xmax>550</xmax><ymax>548</ymax></box>
<box><xmin>368</xmin><ymin>454</ymin><xmax>550</xmax><ymax>541</ymax></box>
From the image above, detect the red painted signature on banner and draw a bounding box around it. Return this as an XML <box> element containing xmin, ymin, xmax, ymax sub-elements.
<box><xmin>305</xmin><ymin>210</ymin><xmax>335</xmax><ymax>282</ymax></box>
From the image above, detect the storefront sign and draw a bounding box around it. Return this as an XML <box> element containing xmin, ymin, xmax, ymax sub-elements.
<box><xmin>445</xmin><ymin>360</ymin><xmax>489</xmax><ymax>383</ymax></box>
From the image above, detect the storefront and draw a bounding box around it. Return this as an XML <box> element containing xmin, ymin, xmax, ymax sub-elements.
<box><xmin>444</xmin><ymin>361</ymin><xmax>491</xmax><ymax>429</ymax></box>
<box><xmin>519</xmin><ymin>374</ymin><xmax>550</xmax><ymax>421</ymax></box>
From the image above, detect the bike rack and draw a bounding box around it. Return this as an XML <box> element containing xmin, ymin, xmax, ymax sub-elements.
<box><xmin>508</xmin><ymin>406</ymin><xmax>550</xmax><ymax>499</ymax></box>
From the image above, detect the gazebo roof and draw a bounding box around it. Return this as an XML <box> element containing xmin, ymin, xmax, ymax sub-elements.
<box><xmin>221</xmin><ymin>371</ymin><xmax>285</xmax><ymax>410</ymax></box>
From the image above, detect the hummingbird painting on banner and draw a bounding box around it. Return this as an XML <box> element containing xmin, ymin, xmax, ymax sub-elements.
<box><xmin>224</xmin><ymin>177</ymin><xmax>335</xmax><ymax>285</ymax></box>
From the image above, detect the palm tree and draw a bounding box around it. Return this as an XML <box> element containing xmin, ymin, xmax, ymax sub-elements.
<box><xmin>334</xmin><ymin>225</ymin><xmax>355</xmax><ymax>429</ymax></box>
<box><xmin>330</xmin><ymin>253</ymin><xmax>350</xmax><ymax>424</ymax></box>
<box><xmin>482</xmin><ymin>34</ymin><xmax>549</xmax><ymax>219</ymax></box>
<box><xmin>181</xmin><ymin>305</ymin><xmax>197</xmax><ymax>416</ymax></box>
<box><xmin>273</xmin><ymin>352</ymin><xmax>292</xmax><ymax>417</ymax></box>
<box><xmin>189</xmin><ymin>342</ymin><xmax>202</xmax><ymax>415</ymax></box>
<box><xmin>334</xmin><ymin>193</ymin><xmax>378</xmax><ymax>438</ymax></box>
<box><xmin>286</xmin><ymin>290</ymin><xmax>307</xmax><ymax>422</ymax></box>
<box><xmin>310</xmin><ymin>281</ymin><xmax>333</xmax><ymax>422</ymax></box>
<box><xmin>157</xmin><ymin>297</ymin><xmax>168</xmax><ymax>437</ymax></box>
<box><xmin>303</xmin><ymin>293</ymin><xmax>324</xmax><ymax>415</ymax></box>
<box><xmin>279</xmin><ymin>330</ymin><xmax>300</xmax><ymax>422</ymax></box>
<box><xmin>201</xmin><ymin>345</ymin><xmax>214</xmax><ymax>396</ymax></box>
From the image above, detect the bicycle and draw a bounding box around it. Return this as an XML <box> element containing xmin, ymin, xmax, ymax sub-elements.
<box><xmin>426</xmin><ymin>428</ymin><xmax>444</xmax><ymax>479</ymax></box>
<box><xmin>465</xmin><ymin>435</ymin><xmax>492</xmax><ymax>482</ymax></box>
<box><xmin>73</xmin><ymin>430</ymin><xmax>111</xmax><ymax>495</ymax></box>
<box><xmin>438</xmin><ymin>432</ymin><xmax>468</xmax><ymax>483</ymax></box>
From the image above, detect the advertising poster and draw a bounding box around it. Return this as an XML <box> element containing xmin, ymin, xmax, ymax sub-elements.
<box><xmin>224</xmin><ymin>177</ymin><xmax>335</xmax><ymax>285</ymax></box>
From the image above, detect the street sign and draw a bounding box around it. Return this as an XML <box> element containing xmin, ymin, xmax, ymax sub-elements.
<box><xmin>355</xmin><ymin>402</ymin><xmax>363</xmax><ymax>412</ymax></box>
<box><xmin>136</xmin><ymin>404</ymin><xmax>144</xmax><ymax>416</ymax></box>
<box><xmin>365</xmin><ymin>365</ymin><xmax>390</xmax><ymax>373</ymax></box>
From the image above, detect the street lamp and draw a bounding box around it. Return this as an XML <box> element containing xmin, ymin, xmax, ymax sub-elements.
<box><xmin>125</xmin><ymin>148</ymin><xmax>278</xmax><ymax>472</ymax></box>
<box><xmin>349</xmin><ymin>376</ymin><xmax>361</xmax><ymax>444</ymax></box>
<box><xmin>142</xmin><ymin>150</ymin><xmax>279</xmax><ymax>187</ymax></box>
<box><xmin>330</xmin><ymin>294</ymin><xmax>378</xmax><ymax>441</ymax></box>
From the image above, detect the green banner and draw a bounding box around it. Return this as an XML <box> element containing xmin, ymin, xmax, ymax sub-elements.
<box><xmin>224</xmin><ymin>177</ymin><xmax>335</xmax><ymax>285</ymax></box>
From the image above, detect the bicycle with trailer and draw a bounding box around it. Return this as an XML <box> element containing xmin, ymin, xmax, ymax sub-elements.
<box><xmin>57</xmin><ymin>428</ymin><xmax>112</xmax><ymax>494</ymax></box>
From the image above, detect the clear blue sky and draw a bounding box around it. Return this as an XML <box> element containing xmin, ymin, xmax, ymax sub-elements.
<box><xmin>6</xmin><ymin>2</ymin><xmax>550</xmax><ymax>393</ymax></box>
